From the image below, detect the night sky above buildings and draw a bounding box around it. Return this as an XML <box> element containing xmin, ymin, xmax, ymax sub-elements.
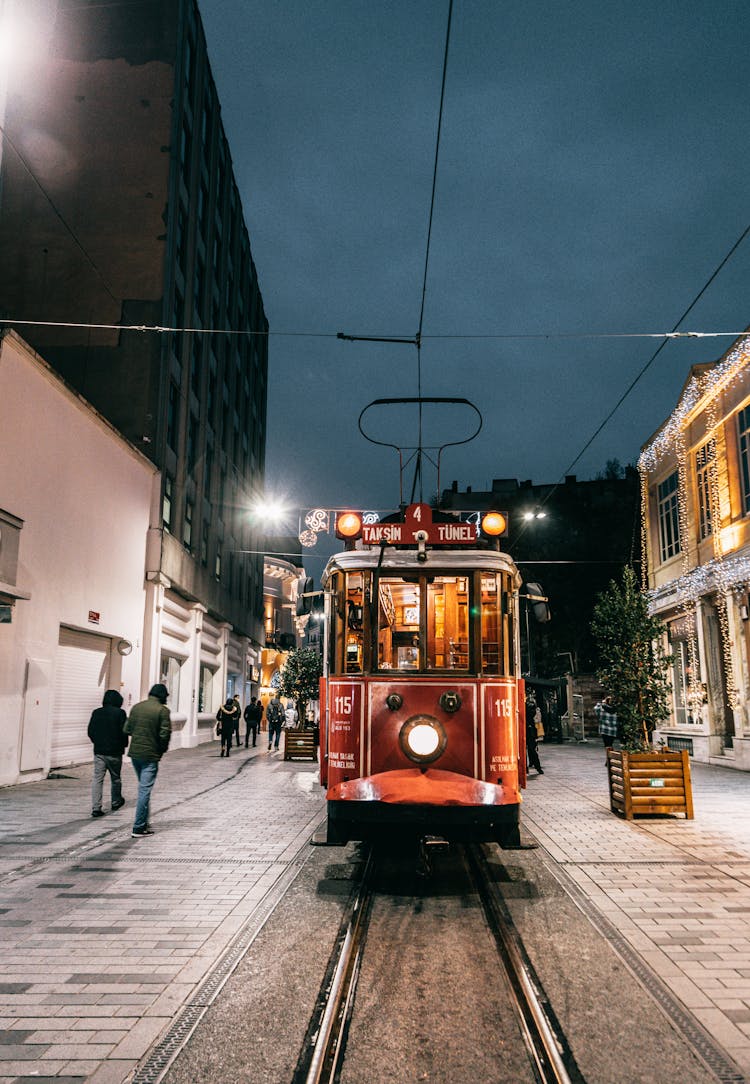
<box><xmin>199</xmin><ymin>0</ymin><xmax>750</xmax><ymax>540</ymax></box>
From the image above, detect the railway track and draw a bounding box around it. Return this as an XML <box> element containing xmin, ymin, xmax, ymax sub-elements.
<box><xmin>292</xmin><ymin>841</ymin><xmax>584</xmax><ymax>1084</ymax></box>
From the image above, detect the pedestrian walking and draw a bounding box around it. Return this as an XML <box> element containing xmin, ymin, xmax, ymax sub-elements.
<box><xmin>232</xmin><ymin>693</ymin><xmax>242</xmax><ymax>746</ymax></box>
<box><xmin>244</xmin><ymin>696</ymin><xmax>263</xmax><ymax>747</ymax></box>
<box><xmin>266</xmin><ymin>692</ymin><xmax>285</xmax><ymax>751</ymax></box>
<box><xmin>216</xmin><ymin>697</ymin><xmax>240</xmax><ymax>757</ymax></box>
<box><xmin>594</xmin><ymin>696</ymin><xmax>618</xmax><ymax>758</ymax></box>
<box><xmin>87</xmin><ymin>689</ymin><xmax>128</xmax><ymax>817</ymax></box>
<box><xmin>525</xmin><ymin>695</ymin><xmax>544</xmax><ymax>774</ymax></box>
<box><xmin>124</xmin><ymin>683</ymin><xmax>171</xmax><ymax>837</ymax></box>
<box><xmin>284</xmin><ymin>699</ymin><xmax>298</xmax><ymax>728</ymax></box>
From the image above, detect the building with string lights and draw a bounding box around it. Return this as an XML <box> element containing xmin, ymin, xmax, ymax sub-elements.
<box><xmin>0</xmin><ymin>0</ymin><xmax>268</xmax><ymax>765</ymax></box>
<box><xmin>641</xmin><ymin>332</ymin><xmax>750</xmax><ymax>770</ymax></box>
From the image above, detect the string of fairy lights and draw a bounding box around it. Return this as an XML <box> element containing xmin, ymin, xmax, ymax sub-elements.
<box><xmin>638</xmin><ymin>335</ymin><xmax>750</xmax><ymax>717</ymax></box>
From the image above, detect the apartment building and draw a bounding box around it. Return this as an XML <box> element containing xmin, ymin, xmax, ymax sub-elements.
<box><xmin>640</xmin><ymin>333</ymin><xmax>750</xmax><ymax>770</ymax></box>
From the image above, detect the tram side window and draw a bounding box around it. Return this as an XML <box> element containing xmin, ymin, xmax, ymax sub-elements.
<box><xmin>329</xmin><ymin>573</ymin><xmax>346</xmax><ymax>675</ymax></box>
<box><xmin>378</xmin><ymin>577</ymin><xmax>420</xmax><ymax>669</ymax></box>
<box><xmin>344</xmin><ymin>572</ymin><xmax>365</xmax><ymax>673</ymax></box>
<box><xmin>330</xmin><ymin>572</ymin><xmax>365</xmax><ymax>675</ymax></box>
<box><xmin>426</xmin><ymin>576</ymin><xmax>469</xmax><ymax>670</ymax></box>
<box><xmin>480</xmin><ymin>573</ymin><xmax>507</xmax><ymax>675</ymax></box>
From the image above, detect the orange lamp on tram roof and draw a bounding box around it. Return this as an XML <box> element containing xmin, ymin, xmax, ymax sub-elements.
<box><xmin>335</xmin><ymin>511</ymin><xmax>363</xmax><ymax>542</ymax></box>
<box><xmin>480</xmin><ymin>510</ymin><xmax>508</xmax><ymax>538</ymax></box>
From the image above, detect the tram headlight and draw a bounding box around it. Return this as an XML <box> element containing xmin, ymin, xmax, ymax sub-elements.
<box><xmin>408</xmin><ymin>724</ymin><xmax>440</xmax><ymax>757</ymax></box>
<box><xmin>399</xmin><ymin>715</ymin><xmax>447</xmax><ymax>765</ymax></box>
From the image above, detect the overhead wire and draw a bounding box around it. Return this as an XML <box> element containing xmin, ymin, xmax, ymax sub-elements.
<box><xmin>3</xmin><ymin>12</ymin><xmax>749</xmax><ymax>515</ymax></box>
<box><xmin>511</xmin><ymin>218</ymin><xmax>750</xmax><ymax>547</ymax></box>
<box><xmin>2</xmin><ymin>318</ymin><xmax>749</xmax><ymax>345</ymax></box>
<box><xmin>410</xmin><ymin>0</ymin><xmax>454</xmax><ymax>504</ymax></box>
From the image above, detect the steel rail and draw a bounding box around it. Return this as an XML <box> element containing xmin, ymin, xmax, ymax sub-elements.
<box><xmin>294</xmin><ymin>849</ymin><xmax>375</xmax><ymax>1084</ymax></box>
<box><xmin>466</xmin><ymin>844</ymin><xmax>584</xmax><ymax>1084</ymax></box>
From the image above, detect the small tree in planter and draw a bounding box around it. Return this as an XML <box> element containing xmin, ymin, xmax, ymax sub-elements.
<box><xmin>278</xmin><ymin>647</ymin><xmax>322</xmax><ymax>727</ymax></box>
<box><xmin>591</xmin><ymin>567</ymin><xmax>672</xmax><ymax>751</ymax></box>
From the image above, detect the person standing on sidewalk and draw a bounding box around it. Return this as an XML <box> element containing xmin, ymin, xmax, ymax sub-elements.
<box><xmin>525</xmin><ymin>695</ymin><xmax>544</xmax><ymax>774</ymax></box>
<box><xmin>244</xmin><ymin>696</ymin><xmax>263</xmax><ymax>747</ymax></box>
<box><xmin>594</xmin><ymin>696</ymin><xmax>618</xmax><ymax>757</ymax></box>
<box><xmin>124</xmin><ymin>683</ymin><xmax>171</xmax><ymax>837</ymax></box>
<box><xmin>87</xmin><ymin>689</ymin><xmax>128</xmax><ymax>817</ymax></box>
<box><xmin>266</xmin><ymin>693</ymin><xmax>285</xmax><ymax>751</ymax></box>
<box><xmin>232</xmin><ymin>694</ymin><xmax>242</xmax><ymax>747</ymax></box>
<box><xmin>216</xmin><ymin>697</ymin><xmax>239</xmax><ymax>757</ymax></box>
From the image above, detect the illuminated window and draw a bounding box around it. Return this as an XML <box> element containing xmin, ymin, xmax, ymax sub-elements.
<box><xmin>738</xmin><ymin>406</ymin><xmax>750</xmax><ymax>514</ymax></box>
<box><xmin>695</xmin><ymin>439</ymin><xmax>715</xmax><ymax>541</ymax></box>
<box><xmin>657</xmin><ymin>471</ymin><xmax>681</xmax><ymax>561</ymax></box>
<box><xmin>426</xmin><ymin>577</ymin><xmax>469</xmax><ymax>670</ymax></box>
<box><xmin>480</xmin><ymin>573</ymin><xmax>514</xmax><ymax>675</ymax></box>
<box><xmin>375</xmin><ymin>576</ymin><xmax>469</xmax><ymax>672</ymax></box>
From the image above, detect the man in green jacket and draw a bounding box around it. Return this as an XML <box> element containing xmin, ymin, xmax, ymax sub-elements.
<box><xmin>124</xmin><ymin>683</ymin><xmax>172</xmax><ymax>838</ymax></box>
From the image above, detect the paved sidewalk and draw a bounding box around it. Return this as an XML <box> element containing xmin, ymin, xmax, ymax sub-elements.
<box><xmin>0</xmin><ymin>741</ymin><xmax>326</xmax><ymax>1083</ymax></box>
<box><xmin>1</xmin><ymin>738</ymin><xmax>750</xmax><ymax>1082</ymax></box>
<box><xmin>523</xmin><ymin>740</ymin><xmax>750</xmax><ymax>1080</ymax></box>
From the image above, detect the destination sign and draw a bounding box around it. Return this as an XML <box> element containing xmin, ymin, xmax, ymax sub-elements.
<box><xmin>362</xmin><ymin>503</ymin><xmax>477</xmax><ymax>546</ymax></box>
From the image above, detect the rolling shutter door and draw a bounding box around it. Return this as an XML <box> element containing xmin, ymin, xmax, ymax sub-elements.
<box><xmin>51</xmin><ymin>627</ymin><xmax>111</xmax><ymax>768</ymax></box>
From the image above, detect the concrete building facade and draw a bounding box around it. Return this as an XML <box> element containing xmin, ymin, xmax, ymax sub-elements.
<box><xmin>0</xmin><ymin>331</ymin><xmax>156</xmax><ymax>786</ymax></box>
<box><xmin>0</xmin><ymin>0</ymin><xmax>269</xmax><ymax>748</ymax></box>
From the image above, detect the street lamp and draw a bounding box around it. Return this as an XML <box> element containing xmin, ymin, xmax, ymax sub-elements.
<box><xmin>250</xmin><ymin>497</ymin><xmax>290</xmax><ymax>527</ymax></box>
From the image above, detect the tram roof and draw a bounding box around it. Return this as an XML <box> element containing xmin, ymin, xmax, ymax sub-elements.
<box><xmin>321</xmin><ymin>547</ymin><xmax>522</xmax><ymax>587</ymax></box>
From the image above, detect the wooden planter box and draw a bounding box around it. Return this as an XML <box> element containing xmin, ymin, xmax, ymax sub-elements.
<box><xmin>283</xmin><ymin>727</ymin><xmax>317</xmax><ymax>763</ymax></box>
<box><xmin>607</xmin><ymin>749</ymin><xmax>694</xmax><ymax>820</ymax></box>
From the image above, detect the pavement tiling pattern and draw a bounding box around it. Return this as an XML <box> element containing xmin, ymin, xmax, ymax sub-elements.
<box><xmin>1</xmin><ymin>737</ymin><xmax>750</xmax><ymax>1081</ymax></box>
<box><xmin>523</xmin><ymin>741</ymin><xmax>750</xmax><ymax>1078</ymax></box>
<box><xmin>0</xmin><ymin>744</ymin><xmax>325</xmax><ymax>1083</ymax></box>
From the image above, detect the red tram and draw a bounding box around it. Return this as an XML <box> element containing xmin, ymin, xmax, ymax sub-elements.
<box><xmin>318</xmin><ymin>501</ymin><xmax>527</xmax><ymax>848</ymax></box>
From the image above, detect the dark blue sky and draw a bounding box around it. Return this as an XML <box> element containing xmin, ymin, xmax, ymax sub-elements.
<box><xmin>199</xmin><ymin>0</ymin><xmax>750</xmax><ymax>520</ymax></box>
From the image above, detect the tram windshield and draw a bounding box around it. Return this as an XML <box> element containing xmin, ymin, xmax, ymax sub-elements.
<box><xmin>328</xmin><ymin>568</ymin><xmax>515</xmax><ymax>676</ymax></box>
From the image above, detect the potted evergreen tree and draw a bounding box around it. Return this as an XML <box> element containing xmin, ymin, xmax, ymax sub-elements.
<box><xmin>278</xmin><ymin>648</ymin><xmax>323</xmax><ymax>762</ymax></box>
<box><xmin>591</xmin><ymin>568</ymin><xmax>693</xmax><ymax>819</ymax></box>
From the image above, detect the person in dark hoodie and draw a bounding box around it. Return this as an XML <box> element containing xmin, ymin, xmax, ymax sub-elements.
<box><xmin>124</xmin><ymin>684</ymin><xmax>172</xmax><ymax>838</ymax></box>
<box><xmin>216</xmin><ymin>697</ymin><xmax>240</xmax><ymax>757</ymax></box>
<box><xmin>87</xmin><ymin>689</ymin><xmax>128</xmax><ymax>817</ymax></box>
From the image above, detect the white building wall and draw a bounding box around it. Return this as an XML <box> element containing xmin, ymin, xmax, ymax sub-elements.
<box><xmin>0</xmin><ymin>332</ymin><xmax>156</xmax><ymax>786</ymax></box>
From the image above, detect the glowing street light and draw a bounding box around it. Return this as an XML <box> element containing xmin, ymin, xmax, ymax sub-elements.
<box><xmin>250</xmin><ymin>497</ymin><xmax>290</xmax><ymax>526</ymax></box>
